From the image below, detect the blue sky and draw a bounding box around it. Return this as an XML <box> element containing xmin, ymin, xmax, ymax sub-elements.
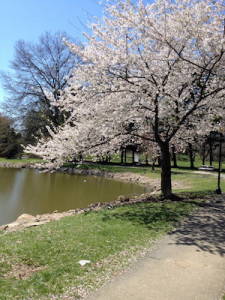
<box><xmin>0</xmin><ymin>0</ymin><xmax>105</xmax><ymax>104</ymax></box>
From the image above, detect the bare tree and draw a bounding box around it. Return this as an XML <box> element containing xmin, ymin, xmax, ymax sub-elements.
<box><xmin>0</xmin><ymin>31</ymin><xmax>81</xmax><ymax>143</ymax></box>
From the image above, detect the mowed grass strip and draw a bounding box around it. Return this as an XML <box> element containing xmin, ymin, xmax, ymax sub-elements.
<box><xmin>0</xmin><ymin>200</ymin><xmax>199</xmax><ymax>299</ymax></box>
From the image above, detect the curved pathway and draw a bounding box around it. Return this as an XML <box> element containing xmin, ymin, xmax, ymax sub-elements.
<box><xmin>87</xmin><ymin>195</ymin><xmax>225</xmax><ymax>300</ymax></box>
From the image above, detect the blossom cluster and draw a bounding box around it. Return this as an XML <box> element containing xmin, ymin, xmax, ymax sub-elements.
<box><xmin>26</xmin><ymin>0</ymin><xmax>225</xmax><ymax>168</ymax></box>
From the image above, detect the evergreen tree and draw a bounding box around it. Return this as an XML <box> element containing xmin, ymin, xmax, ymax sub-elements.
<box><xmin>0</xmin><ymin>115</ymin><xmax>22</xmax><ymax>158</ymax></box>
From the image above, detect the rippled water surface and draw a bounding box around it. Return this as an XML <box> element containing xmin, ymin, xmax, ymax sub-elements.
<box><xmin>0</xmin><ymin>168</ymin><xmax>147</xmax><ymax>226</ymax></box>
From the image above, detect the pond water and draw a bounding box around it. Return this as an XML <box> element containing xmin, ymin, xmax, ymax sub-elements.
<box><xmin>0</xmin><ymin>168</ymin><xmax>148</xmax><ymax>226</ymax></box>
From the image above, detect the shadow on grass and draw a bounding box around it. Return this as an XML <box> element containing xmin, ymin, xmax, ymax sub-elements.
<box><xmin>101</xmin><ymin>199</ymin><xmax>202</xmax><ymax>232</ymax></box>
<box><xmin>100</xmin><ymin>194</ymin><xmax>225</xmax><ymax>256</ymax></box>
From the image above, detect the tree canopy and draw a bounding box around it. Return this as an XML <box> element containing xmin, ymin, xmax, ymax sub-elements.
<box><xmin>0</xmin><ymin>114</ymin><xmax>22</xmax><ymax>158</ymax></box>
<box><xmin>0</xmin><ymin>31</ymin><xmax>81</xmax><ymax>143</ymax></box>
<box><xmin>27</xmin><ymin>0</ymin><xmax>225</xmax><ymax>196</ymax></box>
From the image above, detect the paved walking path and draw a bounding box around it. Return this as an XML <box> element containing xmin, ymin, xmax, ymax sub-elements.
<box><xmin>87</xmin><ymin>195</ymin><xmax>225</xmax><ymax>300</ymax></box>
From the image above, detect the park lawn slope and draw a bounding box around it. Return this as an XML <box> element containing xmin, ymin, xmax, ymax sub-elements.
<box><xmin>0</xmin><ymin>199</ymin><xmax>200</xmax><ymax>300</ymax></box>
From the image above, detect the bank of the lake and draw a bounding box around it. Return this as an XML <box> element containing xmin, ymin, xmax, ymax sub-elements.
<box><xmin>0</xmin><ymin>167</ymin><xmax>149</xmax><ymax>227</ymax></box>
<box><xmin>0</xmin><ymin>195</ymin><xmax>204</xmax><ymax>300</ymax></box>
<box><xmin>0</xmin><ymin>159</ymin><xmax>223</xmax><ymax>231</ymax></box>
<box><xmin>0</xmin><ymin>160</ymin><xmax>188</xmax><ymax>192</ymax></box>
<box><xmin>0</xmin><ymin>159</ymin><xmax>224</xmax><ymax>299</ymax></box>
<box><xmin>0</xmin><ymin>160</ymin><xmax>161</xmax><ymax>187</ymax></box>
<box><xmin>0</xmin><ymin>161</ymin><xmax>31</xmax><ymax>168</ymax></box>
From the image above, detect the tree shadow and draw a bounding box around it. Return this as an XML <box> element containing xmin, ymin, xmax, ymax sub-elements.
<box><xmin>101</xmin><ymin>200</ymin><xmax>203</xmax><ymax>232</ymax></box>
<box><xmin>100</xmin><ymin>196</ymin><xmax>225</xmax><ymax>256</ymax></box>
<box><xmin>170</xmin><ymin>197</ymin><xmax>225</xmax><ymax>256</ymax></box>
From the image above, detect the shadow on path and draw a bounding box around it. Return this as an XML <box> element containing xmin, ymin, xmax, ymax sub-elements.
<box><xmin>88</xmin><ymin>195</ymin><xmax>225</xmax><ymax>300</ymax></box>
<box><xmin>171</xmin><ymin>196</ymin><xmax>225</xmax><ymax>256</ymax></box>
<box><xmin>100</xmin><ymin>195</ymin><xmax>225</xmax><ymax>256</ymax></box>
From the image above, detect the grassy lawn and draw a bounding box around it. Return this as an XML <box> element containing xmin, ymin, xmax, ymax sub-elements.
<box><xmin>173</xmin><ymin>153</ymin><xmax>225</xmax><ymax>171</ymax></box>
<box><xmin>0</xmin><ymin>200</ymin><xmax>200</xmax><ymax>300</ymax></box>
<box><xmin>83</xmin><ymin>152</ymin><xmax>225</xmax><ymax>170</ymax></box>
<box><xmin>0</xmin><ymin>156</ymin><xmax>224</xmax><ymax>299</ymax></box>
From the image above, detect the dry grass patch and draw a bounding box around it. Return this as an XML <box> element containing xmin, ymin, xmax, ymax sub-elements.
<box><xmin>5</xmin><ymin>264</ymin><xmax>44</xmax><ymax>280</ymax></box>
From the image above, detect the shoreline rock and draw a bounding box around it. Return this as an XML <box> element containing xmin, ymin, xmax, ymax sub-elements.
<box><xmin>0</xmin><ymin>193</ymin><xmax>159</xmax><ymax>233</ymax></box>
<box><xmin>0</xmin><ymin>161</ymin><xmax>31</xmax><ymax>169</ymax></box>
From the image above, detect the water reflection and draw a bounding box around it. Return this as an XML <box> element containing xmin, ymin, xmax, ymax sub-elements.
<box><xmin>0</xmin><ymin>168</ymin><xmax>147</xmax><ymax>226</ymax></box>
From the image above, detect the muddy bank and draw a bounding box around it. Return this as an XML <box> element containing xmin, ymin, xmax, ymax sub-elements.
<box><xmin>60</xmin><ymin>167</ymin><xmax>161</xmax><ymax>189</ymax></box>
<box><xmin>59</xmin><ymin>167</ymin><xmax>187</xmax><ymax>192</ymax></box>
<box><xmin>0</xmin><ymin>161</ymin><xmax>31</xmax><ymax>168</ymax></box>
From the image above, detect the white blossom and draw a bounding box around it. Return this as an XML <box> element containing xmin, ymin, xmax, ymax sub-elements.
<box><xmin>27</xmin><ymin>0</ymin><xmax>225</xmax><ymax>195</ymax></box>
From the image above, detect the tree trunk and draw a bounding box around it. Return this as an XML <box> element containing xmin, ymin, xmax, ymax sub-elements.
<box><xmin>160</xmin><ymin>142</ymin><xmax>172</xmax><ymax>197</ymax></box>
<box><xmin>209</xmin><ymin>134</ymin><xmax>213</xmax><ymax>166</ymax></box>
<box><xmin>121</xmin><ymin>149</ymin><xmax>124</xmax><ymax>164</ymax></box>
<box><xmin>145</xmin><ymin>156</ymin><xmax>148</xmax><ymax>166</ymax></box>
<box><xmin>132</xmin><ymin>149</ymin><xmax>135</xmax><ymax>165</ymax></box>
<box><xmin>157</xmin><ymin>156</ymin><xmax>161</xmax><ymax>167</ymax></box>
<box><xmin>202</xmin><ymin>143</ymin><xmax>206</xmax><ymax>165</ymax></box>
<box><xmin>172</xmin><ymin>146</ymin><xmax>177</xmax><ymax>168</ymax></box>
<box><xmin>202</xmin><ymin>156</ymin><xmax>205</xmax><ymax>166</ymax></box>
<box><xmin>189</xmin><ymin>143</ymin><xmax>194</xmax><ymax>169</ymax></box>
<box><xmin>151</xmin><ymin>158</ymin><xmax>155</xmax><ymax>171</ymax></box>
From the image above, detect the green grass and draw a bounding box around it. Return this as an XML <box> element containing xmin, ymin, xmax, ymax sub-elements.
<box><xmin>174</xmin><ymin>153</ymin><xmax>225</xmax><ymax>170</ymax></box>
<box><xmin>172</xmin><ymin>172</ymin><xmax>225</xmax><ymax>193</ymax></box>
<box><xmin>0</xmin><ymin>155</ymin><xmax>223</xmax><ymax>298</ymax></box>
<box><xmin>81</xmin><ymin>153</ymin><xmax>225</xmax><ymax>170</ymax></box>
<box><xmin>0</xmin><ymin>200</ymin><xmax>200</xmax><ymax>300</ymax></box>
<box><xmin>76</xmin><ymin>162</ymin><xmax>161</xmax><ymax>178</ymax></box>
